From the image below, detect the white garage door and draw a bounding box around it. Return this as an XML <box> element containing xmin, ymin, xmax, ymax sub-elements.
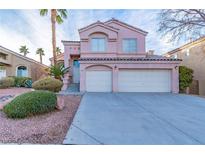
<box><xmin>0</xmin><ymin>68</ymin><xmax>6</xmax><ymax>79</ymax></box>
<box><xmin>118</xmin><ymin>70</ymin><xmax>171</xmax><ymax>92</ymax></box>
<box><xmin>86</xmin><ymin>71</ymin><xmax>112</xmax><ymax>92</ymax></box>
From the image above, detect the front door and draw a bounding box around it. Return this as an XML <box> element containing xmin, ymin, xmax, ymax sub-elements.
<box><xmin>73</xmin><ymin>60</ymin><xmax>80</xmax><ymax>83</ymax></box>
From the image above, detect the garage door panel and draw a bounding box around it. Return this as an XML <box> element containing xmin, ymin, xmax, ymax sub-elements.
<box><xmin>118</xmin><ymin>70</ymin><xmax>171</xmax><ymax>92</ymax></box>
<box><xmin>86</xmin><ymin>71</ymin><xmax>112</xmax><ymax>92</ymax></box>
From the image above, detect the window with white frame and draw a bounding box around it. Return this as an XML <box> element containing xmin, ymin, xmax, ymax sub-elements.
<box><xmin>91</xmin><ymin>38</ymin><xmax>106</xmax><ymax>52</ymax></box>
<box><xmin>123</xmin><ymin>39</ymin><xmax>137</xmax><ymax>53</ymax></box>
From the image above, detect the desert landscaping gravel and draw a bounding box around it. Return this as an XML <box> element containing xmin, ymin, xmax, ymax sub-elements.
<box><xmin>0</xmin><ymin>95</ymin><xmax>81</xmax><ymax>144</ymax></box>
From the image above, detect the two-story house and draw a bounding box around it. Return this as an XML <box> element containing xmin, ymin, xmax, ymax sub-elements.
<box><xmin>0</xmin><ymin>45</ymin><xmax>48</xmax><ymax>81</ymax></box>
<box><xmin>61</xmin><ymin>18</ymin><xmax>181</xmax><ymax>93</ymax></box>
<box><xmin>164</xmin><ymin>36</ymin><xmax>205</xmax><ymax>95</ymax></box>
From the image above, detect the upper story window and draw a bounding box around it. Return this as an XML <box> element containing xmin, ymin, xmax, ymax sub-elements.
<box><xmin>0</xmin><ymin>52</ymin><xmax>7</xmax><ymax>60</ymax></box>
<box><xmin>185</xmin><ymin>49</ymin><xmax>190</xmax><ymax>56</ymax></box>
<box><xmin>123</xmin><ymin>39</ymin><xmax>137</xmax><ymax>53</ymax></box>
<box><xmin>91</xmin><ymin>38</ymin><xmax>106</xmax><ymax>52</ymax></box>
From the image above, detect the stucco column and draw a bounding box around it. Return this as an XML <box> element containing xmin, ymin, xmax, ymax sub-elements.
<box><xmin>61</xmin><ymin>51</ymin><xmax>70</xmax><ymax>91</ymax></box>
<box><xmin>172</xmin><ymin>66</ymin><xmax>179</xmax><ymax>93</ymax></box>
<box><xmin>80</xmin><ymin>64</ymin><xmax>86</xmax><ymax>92</ymax></box>
<box><xmin>113</xmin><ymin>65</ymin><xmax>119</xmax><ymax>92</ymax></box>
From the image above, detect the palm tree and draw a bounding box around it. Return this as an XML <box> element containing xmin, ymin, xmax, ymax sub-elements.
<box><xmin>36</xmin><ymin>48</ymin><xmax>45</xmax><ymax>64</ymax></box>
<box><xmin>19</xmin><ymin>45</ymin><xmax>29</xmax><ymax>56</ymax></box>
<box><xmin>56</xmin><ymin>47</ymin><xmax>62</xmax><ymax>55</ymax></box>
<box><xmin>39</xmin><ymin>9</ymin><xmax>68</xmax><ymax>65</ymax></box>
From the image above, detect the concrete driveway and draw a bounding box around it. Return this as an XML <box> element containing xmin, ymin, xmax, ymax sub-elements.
<box><xmin>63</xmin><ymin>93</ymin><xmax>205</xmax><ymax>145</ymax></box>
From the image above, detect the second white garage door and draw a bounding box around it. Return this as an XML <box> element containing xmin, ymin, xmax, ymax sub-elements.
<box><xmin>118</xmin><ymin>70</ymin><xmax>171</xmax><ymax>92</ymax></box>
<box><xmin>86</xmin><ymin>71</ymin><xmax>112</xmax><ymax>92</ymax></box>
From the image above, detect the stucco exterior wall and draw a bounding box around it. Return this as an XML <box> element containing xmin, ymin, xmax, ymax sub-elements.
<box><xmin>2</xmin><ymin>52</ymin><xmax>48</xmax><ymax>81</ymax></box>
<box><xmin>79</xmin><ymin>21</ymin><xmax>147</xmax><ymax>58</ymax></box>
<box><xmin>173</xmin><ymin>42</ymin><xmax>205</xmax><ymax>95</ymax></box>
<box><xmin>106</xmin><ymin>22</ymin><xmax>146</xmax><ymax>54</ymax></box>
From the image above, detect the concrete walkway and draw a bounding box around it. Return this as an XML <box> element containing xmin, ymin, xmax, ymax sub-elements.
<box><xmin>63</xmin><ymin>93</ymin><xmax>205</xmax><ymax>145</ymax></box>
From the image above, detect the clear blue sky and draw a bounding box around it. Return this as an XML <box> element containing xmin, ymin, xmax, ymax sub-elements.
<box><xmin>0</xmin><ymin>9</ymin><xmax>185</xmax><ymax>65</ymax></box>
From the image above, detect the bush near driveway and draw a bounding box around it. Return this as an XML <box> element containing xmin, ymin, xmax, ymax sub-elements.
<box><xmin>179</xmin><ymin>66</ymin><xmax>193</xmax><ymax>91</ymax></box>
<box><xmin>0</xmin><ymin>77</ymin><xmax>15</xmax><ymax>89</ymax></box>
<box><xmin>32</xmin><ymin>77</ymin><xmax>63</xmax><ymax>92</ymax></box>
<box><xmin>3</xmin><ymin>90</ymin><xmax>57</xmax><ymax>119</ymax></box>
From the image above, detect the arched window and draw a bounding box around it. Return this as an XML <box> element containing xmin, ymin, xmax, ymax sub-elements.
<box><xmin>16</xmin><ymin>66</ymin><xmax>28</xmax><ymax>77</ymax></box>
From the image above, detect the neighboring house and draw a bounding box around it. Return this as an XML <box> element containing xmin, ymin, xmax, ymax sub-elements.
<box><xmin>0</xmin><ymin>45</ymin><xmax>48</xmax><ymax>81</ymax></box>
<box><xmin>58</xmin><ymin>18</ymin><xmax>181</xmax><ymax>93</ymax></box>
<box><xmin>50</xmin><ymin>52</ymin><xmax>64</xmax><ymax>65</ymax></box>
<box><xmin>164</xmin><ymin>36</ymin><xmax>205</xmax><ymax>95</ymax></box>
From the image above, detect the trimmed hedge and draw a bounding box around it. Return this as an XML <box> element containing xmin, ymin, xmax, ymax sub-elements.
<box><xmin>3</xmin><ymin>90</ymin><xmax>57</xmax><ymax>118</ymax></box>
<box><xmin>179</xmin><ymin>66</ymin><xmax>193</xmax><ymax>91</ymax></box>
<box><xmin>32</xmin><ymin>77</ymin><xmax>63</xmax><ymax>92</ymax></box>
<box><xmin>0</xmin><ymin>77</ymin><xmax>15</xmax><ymax>89</ymax></box>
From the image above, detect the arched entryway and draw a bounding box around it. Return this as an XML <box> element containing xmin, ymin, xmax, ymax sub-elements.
<box><xmin>16</xmin><ymin>66</ymin><xmax>28</xmax><ymax>77</ymax></box>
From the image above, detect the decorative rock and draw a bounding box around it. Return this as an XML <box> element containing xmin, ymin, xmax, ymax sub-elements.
<box><xmin>0</xmin><ymin>95</ymin><xmax>16</xmax><ymax>110</ymax></box>
<box><xmin>56</xmin><ymin>96</ymin><xmax>65</xmax><ymax>110</ymax></box>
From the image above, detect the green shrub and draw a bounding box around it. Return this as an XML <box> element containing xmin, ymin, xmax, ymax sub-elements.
<box><xmin>32</xmin><ymin>77</ymin><xmax>63</xmax><ymax>92</ymax></box>
<box><xmin>179</xmin><ymin>66</ymin><xmax>193</xmax><ymax>91</ymax></box>
<box><xmin>0</xmin><ymin>77</ymin><xmax>15</xmax><ymax>89</ymax></box>
<box><xmin>3</xmin><ymin>90</ymin><xmax>57</xmax><ymax>118</ymax></box>
<box><xmin>13</xmin><ymin>77</ymin><xmax>32</xmax><ymax>87</ymax></box>
<box><xmin>49</xmin><ymin>64</ymin><xmax>69</xmax><ymax>80</ymax></box>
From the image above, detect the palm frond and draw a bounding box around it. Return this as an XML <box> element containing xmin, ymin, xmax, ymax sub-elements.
<box><xmin>49</xmin><ymin>64</ymin><xmax>70</xmax><ymax>80</ymax></box>
<box><xmin>56</xmin><ymin>15</ymin><xmax>64</xmax><ymax>24</ymax></box>
<box><xmin>39</xmin><ymin>9</ymin><xmax>48</xmax><ymax>16</ymax></box>
<box><xmin>57</xmin><ymin>9</ymin><xmax>68</xmax><ymax>19</ymax></box>
<box><xmin>36</xmin><ymin>48</ymin><xmax>45</xmax><ymax>55</ymax></box>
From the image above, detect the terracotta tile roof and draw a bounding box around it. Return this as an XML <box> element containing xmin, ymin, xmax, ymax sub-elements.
<box><xmin>79</xmin><ymin>57</ymin><xmax>182</xmax><ymax>62</ymax></box>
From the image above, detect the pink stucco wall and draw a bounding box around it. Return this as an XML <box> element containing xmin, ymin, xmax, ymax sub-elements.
<box><xmin>79</xmin><ymin>21</ymin><xmax>147</xmax><ymax>58</ymax></box>
<box><xmin>106</xmin><ymin>21</ymin><xmax>146</xmax><ymax>54</ymax></box>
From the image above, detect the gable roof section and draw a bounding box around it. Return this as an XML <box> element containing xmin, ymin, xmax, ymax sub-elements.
<box><xmin>49</xmin><ymin>52</ymin><xmax>64</xmax><ymax>61</ymax></box>
<box><xmin>165</xmin><ymin>36</ymin><xmax>205</xmax><ymax>55</ymax></box>
<box><xmin>0</xmin><ymin>45</ymin><xmax>48</xmax><ymax>68</ymax></box>
<box><xmin>104</xmin><ymin>18</ymin><xmax>148</xmax><ymax>36</ymax></box>
<box><xmin>78</xmin><ymin>21</ymin><xmax>119</xmax><ymax>33</ymax></box>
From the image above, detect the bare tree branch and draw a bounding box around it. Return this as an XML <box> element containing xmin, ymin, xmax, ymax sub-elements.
<box><xmin>158</xmin><ymin>9</ymin><xmax>205</xmax><ymax>43</ymax></box>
